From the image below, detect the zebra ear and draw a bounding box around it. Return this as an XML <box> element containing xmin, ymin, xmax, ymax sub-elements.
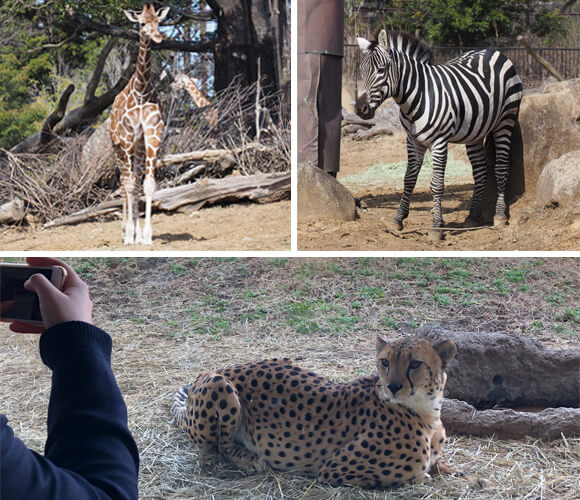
<box><xmin>357</xmin><ymin>37</ymin><xmax>372</xmax><ymax>52</ymax></box>
<box><xmin>378</xmin><ymin>30</ymin><xmax>389</xmax><ymax>50</ymax></box>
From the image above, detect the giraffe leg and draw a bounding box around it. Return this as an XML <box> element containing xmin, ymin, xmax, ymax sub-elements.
<box><xmin>393</xmin><ymin>136</ymin><xmax>426</xmax><ymax>230</ymax></box>
<box><xmin>141</xmin><ymin>117</ymin><xmax>163</xmax><ymax>245</ymax></box>
<box><xmin>111</xmin><ymin>142</ymin><xmax>137</xmax><ymax>245</ymax></box>
<box><xmin>141</xmin><ymin>172</ymin><xmax>155</xmax><ymax>245</ymax></box>
<box><xmin>122</xmin><ymin>170</ymin><xmax>137</xmax><ymax>245</ymax></box>
<box><xmin>131</xmin><ymin>139</ymin><xmax>146</xmax><ymax>244</ymax></box>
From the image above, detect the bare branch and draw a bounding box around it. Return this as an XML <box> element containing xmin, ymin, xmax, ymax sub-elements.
<box><xmin>70</xmin><ymin>10</ymin><xmax>214</xmax><ymax>53</ymax></box>
<box><xmin>85</xmin><ymin>36</ymin><xmax>118</xmax><ymax>103</ymax></box>
<box><xmin>156</xmin><ymin>2</ymin><xmax>216</xmax><ymax>22</ymax></box>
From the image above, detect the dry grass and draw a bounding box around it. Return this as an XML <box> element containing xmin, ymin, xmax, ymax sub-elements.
<box><xmin>1</xmin><ymin>258</ymin><xmax>578</xmax><ymax>499</ymax></box>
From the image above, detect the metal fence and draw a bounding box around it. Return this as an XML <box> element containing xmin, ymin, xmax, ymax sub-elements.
<box><xmin>343</xmin><ymin>44</ymin><xmax>580</xmax><ymax>89</ymax></box>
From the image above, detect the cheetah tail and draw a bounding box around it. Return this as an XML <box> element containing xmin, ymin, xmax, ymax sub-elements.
<box><xmin>171</xmin><ymin>384</ymin><xmax>191</xmax><ymax>428</ymax></box>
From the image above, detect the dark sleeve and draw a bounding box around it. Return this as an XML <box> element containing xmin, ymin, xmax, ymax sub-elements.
<box><xmin>0</xmin><ymin>322</ymin><xmax>139</xmax><ymax>500</ymax></box>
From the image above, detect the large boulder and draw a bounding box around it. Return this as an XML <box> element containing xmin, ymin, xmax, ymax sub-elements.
<box><xmin>519</xmin><ymin>79</ymin><xmax>580</xmax><ymax>191</ymax></box>
<box><xmin>536</xmin><ymin>150</ymin><xmax>580</xmax><ymax>214</ymax></box>
<box><xmin>298</xmin><ymin>163</ymin><xmax>356</xmax><ymax>223</ymax></box>
<box><xmin>416</xmin><ymin>323</ymin><xmax>580</xmax><ymax>409</ymax></box>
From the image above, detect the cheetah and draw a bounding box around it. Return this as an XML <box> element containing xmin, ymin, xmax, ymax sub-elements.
<box><xmin>172</xmin><ymin>336</ymin><xmax>459</xmax><ymax>488</ymax></box>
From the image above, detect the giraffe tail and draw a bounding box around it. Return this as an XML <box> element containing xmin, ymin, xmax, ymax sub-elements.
<box><xmin>171</xmin><ymin>384</ymin><xmax>191</xmax><ymax>428</ymax></box>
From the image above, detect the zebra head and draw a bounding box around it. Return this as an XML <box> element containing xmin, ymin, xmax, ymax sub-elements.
<box><xmin>356</xmin><ymin>30</ymin><xmax>395</xmax><ymax>120</ymax></box>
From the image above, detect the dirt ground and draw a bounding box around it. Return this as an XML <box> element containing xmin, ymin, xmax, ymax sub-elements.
<box><xmin>298</xmin><ymin>131</ymin><xmax>580</xmax><ymax>251</ymax></box>
<box><xmin>0</xmin><ymin>200</ymin><xmax>290</xmax><ymax>251</ymax></box>
<box><xmin>1</xmin><ymin>258</ymin><xmax>578</xmax><ymax>499</ymax></box>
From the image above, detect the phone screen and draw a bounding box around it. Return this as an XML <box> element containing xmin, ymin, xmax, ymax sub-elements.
<box><xmin>0</xmin><ymin>267</ymin><xmax>51</xmax><ymax>322</ymax></box>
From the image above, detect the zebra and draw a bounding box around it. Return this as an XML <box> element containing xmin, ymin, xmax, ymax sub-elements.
<box><xmin>355</xmin><ymin>30</ymin><xmax>522</xmax><ymax>234</ymax></box>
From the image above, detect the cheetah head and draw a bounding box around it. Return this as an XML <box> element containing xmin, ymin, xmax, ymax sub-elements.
<box><xmin>375</xmin><ymin>337</ymin><xmax>457</xmax><ymax>419</ymax></box>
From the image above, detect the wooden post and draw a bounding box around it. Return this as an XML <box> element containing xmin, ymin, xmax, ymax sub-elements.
<box><xmin>517</xmin><ymin>35</ymin><xmax>564</xmax><ymax>81</ymax></box>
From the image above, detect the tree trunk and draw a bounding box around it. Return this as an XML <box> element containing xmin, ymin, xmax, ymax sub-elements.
<box><xmin>210</xmin><ymin>0</ymin><xmax>287</xmax><ymax>94</ymax></box>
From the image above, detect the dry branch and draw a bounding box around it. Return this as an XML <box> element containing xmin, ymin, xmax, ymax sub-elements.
<box><xmin>158</xmin><ymin>143</ymin><xmax>273</xmax><ymax>167</ymax></box>
<box><xmin>43</xmin><ymin>173</ymin><xmax>290</xmax><ymax>228</ymax></box>
<box><xmin>442</xmin><ymin>399</ymin><xmax>580</xmax><ymax>440</ymax></box>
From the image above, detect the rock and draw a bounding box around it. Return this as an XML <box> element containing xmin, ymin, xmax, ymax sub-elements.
<box><xmin>519</xmin><ymin>78</ymin><xmax>580</xmax><ymax>190</ymax></box>
<box><xmin>416</xmin><ymin>323</ymin><xmax>580</xmax><ymax>409</ymax></box>
<box><xmin>298</xmin><ymin>163</ymin><xmax>356</xmax><ymax>223</ymax></box>
<box><xmin>442</xmin><ymin>399</ymin><xmax>580</xmax><ymax>440</ymax></box>
<box><xmin>536</xmin><ymin>150</ymin><xmax>580</xmax><ymax>213</ymax></box>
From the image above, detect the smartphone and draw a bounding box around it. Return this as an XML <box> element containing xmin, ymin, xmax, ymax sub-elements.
<box><xmin>0</xmin><ymin>264</ymin><xmax>68</xmax><ymax>325</ymax></box>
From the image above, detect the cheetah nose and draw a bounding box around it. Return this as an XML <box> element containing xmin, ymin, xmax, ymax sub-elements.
<box><xmin>387</xmin><ymin>383</ymin><xmax>402</xmax><ymax>396</ymax></box>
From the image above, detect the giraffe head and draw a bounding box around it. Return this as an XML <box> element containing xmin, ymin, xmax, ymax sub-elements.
<box><xmin>124</xmin><ymin>4</ymin><xmax>170</xmax><ymax>44</ymax></box>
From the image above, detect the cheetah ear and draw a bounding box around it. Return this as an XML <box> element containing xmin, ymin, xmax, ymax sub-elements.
<box><xmin>378</xmin><ymin>29</ymin><xmax>389</xmax><ymax>50</ymax></box>
<box><xmin>433</xmin><ymin>340</ymin><xmax>457</xmax><ymax>369</ymax></box>
<box><xmin>376</xmin><ymin>336</ymin><xmax>388</xmax><ymax>352</ymax></box>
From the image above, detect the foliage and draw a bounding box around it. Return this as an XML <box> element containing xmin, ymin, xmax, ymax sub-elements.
<box><xmin>423</xmin><ymin>0</ymin><xmax>516</xmax><ymax>46</ymax></box>
<box><xmin>0</xmin><ymin>0</ymin><xmax>209</xmax><ymax>149</ymax></box>
<box><xmin>346</xmin><ymin>0</ymin><xmax>570</xmax><ymax>46</ymax></box>
<box><xmin>0</xmin><ymin>1</ymin><xmax>106</xmax><ymax>148</ymax></box>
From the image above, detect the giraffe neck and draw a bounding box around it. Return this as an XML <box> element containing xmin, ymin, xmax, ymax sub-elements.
<box><xmin>132</xmin><ymin>34</ymin><xmax>153</xmax><ymax>93</ymax></box>
<box><xmin>181</xmin><ymin>75</ymin><xmax>211</xmax><ymax>108</ymax></box>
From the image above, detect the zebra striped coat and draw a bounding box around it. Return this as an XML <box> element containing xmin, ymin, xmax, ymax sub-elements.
<box><xmin>356</xmin><ymin>31</ymin><xmax>522</xmax><ymax>231</ymax></box>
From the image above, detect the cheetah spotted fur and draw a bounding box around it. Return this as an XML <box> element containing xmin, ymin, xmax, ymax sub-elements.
<box><xmin>172</xmin><ymin>337</ymin><xmax>459</xmax><ymax>488</ymax></box>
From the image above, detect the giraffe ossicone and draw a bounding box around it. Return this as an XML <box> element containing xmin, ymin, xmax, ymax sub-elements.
<box><xmin>109</xmin><ymin>4</ymin><xmax>170</xmax><ymax>245</ymax></box>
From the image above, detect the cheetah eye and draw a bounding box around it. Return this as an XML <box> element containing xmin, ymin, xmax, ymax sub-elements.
<box><xmin>380</xmin><ymin>358</ymin><xmax>389</xmax><ymax>368</ymax></box>
<box><xmin>409</xmin><ymin>360</ymin><xmax>423</xmax><ymax>370</ymax></box>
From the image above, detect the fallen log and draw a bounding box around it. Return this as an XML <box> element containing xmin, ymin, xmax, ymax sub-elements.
<box><xmin>0</xmin><ymin>199</ymin><xmax>25</xmax><ymax>224</ymax></box>
<box><xmin>153</xmin><ymin>172</ymin><xmax>290</xmax><ymax>211</ymax></box>
<box><xmin>158</xmin><ymin>143</ymin><xmax>273</xmax><ymax>167</ymax></box>
<box><xmin>44</xmin><ymin>172</ymin><xmax>290</xmax><ymax>228</ymax></box>
<box><xmin>442</xmin><ymin>399</ymin><xmax>580</xmax><ymax>440</ymax></box>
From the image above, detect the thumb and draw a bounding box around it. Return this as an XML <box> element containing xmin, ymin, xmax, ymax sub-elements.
<box><xmin>24</xmin><ymin>273</ymin><xmax>64</xmax><ymax>303</ymax></box>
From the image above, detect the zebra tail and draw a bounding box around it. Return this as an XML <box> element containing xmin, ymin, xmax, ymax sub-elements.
<box><xmin>171</xmin><ymin>384</ymin><xmax>191</xmax><ymax>428</ymax></box>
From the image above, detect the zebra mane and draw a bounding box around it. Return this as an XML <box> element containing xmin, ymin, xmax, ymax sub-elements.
<box><xmin>370</xmin><ymin>31</ymin><xmax>434</xmax><ymax>65</ymax></box>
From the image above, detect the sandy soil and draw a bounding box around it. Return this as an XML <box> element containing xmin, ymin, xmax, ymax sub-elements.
<box><xmin>299</xmin><ymin>132</ymin><xmax>580</xmax><ymax>251</ymax></box>
<box><xmin>0</xmin><ymin>200</ymin><xmax>290</xmax><ymax>251</ymax></box>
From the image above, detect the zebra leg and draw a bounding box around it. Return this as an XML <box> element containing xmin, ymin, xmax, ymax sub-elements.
<box><xmin>429</xmin><ymin>141</ymin><xmax>449</xmax><ymax>229</ymax></box>
<box><xmin>492</xmin><ymin>115</ymin><xmax>517</xmax><ymax>226</ymax></box>
<box><xmin>464</xmin><ymin>141</ymin><xmax>488</xmax><ymax>227</ymax></box>
<box><xmin>392</xmin><ymin>137</ymin><xmax>426</xmax><ymax>230</ymax></box>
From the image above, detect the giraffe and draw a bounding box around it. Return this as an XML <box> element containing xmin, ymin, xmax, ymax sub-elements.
<box><xmin>173</xmin><ymin>72</ymin><xmax>218</xmax><ymax>128</ymax></box>
<box><xmin>109</xmin><ymin>4</ymin><xmax>170</xmax><ymax>245</ymax></box>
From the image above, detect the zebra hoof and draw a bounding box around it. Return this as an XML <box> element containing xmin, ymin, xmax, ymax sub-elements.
<box><xmin>493</xmin><ymin>216</ymin><xmax>509</xmax><ymax>227</ymax></box>
<box><xmin>463</xmin><ymin>217</ymin><xmax>480</xmax><ymax>228</ymax></box>
<box><xmin>387</xmin><ymin>218</ymin><xmax>403</xmax><ymax>231</ymax></box>
<box><xmin>428</xmin><ymin>228</ymin><xmax>444</xmax><ymax>242</ymax></box>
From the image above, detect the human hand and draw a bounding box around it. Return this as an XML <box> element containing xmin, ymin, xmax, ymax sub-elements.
<box><xmin>9</xmin><ymin>257</ymin><xmax>93</xmax><ymax>334</ymax></box>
